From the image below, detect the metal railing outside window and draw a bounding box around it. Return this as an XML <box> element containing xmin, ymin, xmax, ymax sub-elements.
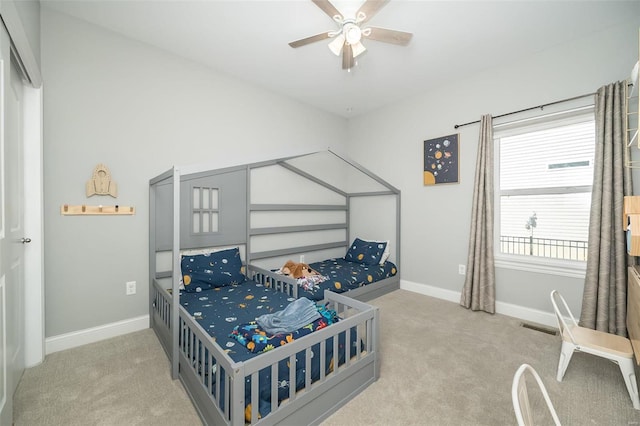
<box><xmin>500</xmin><ymin>235</ymin><xmax>587</xmax><ymax>261</ymax></box>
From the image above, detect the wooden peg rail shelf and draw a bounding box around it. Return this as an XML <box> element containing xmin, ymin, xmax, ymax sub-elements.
<box><xmin>61</xmin><ymin>204</ymin><xmax>135</xmax><ymax>215</ymax></box>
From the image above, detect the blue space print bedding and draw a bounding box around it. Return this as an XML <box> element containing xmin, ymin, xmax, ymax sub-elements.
<box><xmin>295</xmin><ymin>258</ymin><xmax>398</xmax><ymax>301</ymax></box>
<box><xmin>179</xmin><ymin>279</ymin><xmax>357</xmax><ymax>420</ymax></box>
<box><xmin>180</xmin><ymin>280</ymin><xmax>295</xmax><ymax>363</ymax></box>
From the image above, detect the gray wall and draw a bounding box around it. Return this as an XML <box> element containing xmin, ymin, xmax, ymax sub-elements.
<box><xmin>42</xmin><ymin>5</ymin><xmax>640</xmax><ymax>338</ymax></box>
<box><xmin>346</xmin><ymin>19</ymin><xmax>640</xmax><ymax>316</ymax></box>
<box><xmin>12</xmin><ymin>0</ymin><xmax>40</xmax><ymax>70</ymax></box>
<box><xmin>41</xmin><ymin>9</ymin><xmax>347</xmax><ymax>337</ymax></box>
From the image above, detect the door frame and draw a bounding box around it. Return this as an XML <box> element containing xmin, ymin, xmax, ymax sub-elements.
<box><xmin>23</xmin><ymin>84</ymin><xmax>43</xmax><ymax>367</ymax></box>
<box><xmin>0</xmin><ymin>1</ymin><xmax>44</xmax><ymax>368</ymax></box>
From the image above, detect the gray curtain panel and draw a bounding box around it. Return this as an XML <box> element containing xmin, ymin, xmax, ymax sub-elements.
<box><xmin>461</xmin><ymin>114</ymin><xmax>496</xmax><ymax>314</ymax></box>
<box><xmin>580</xmin><ymin>81</ymin><xmax>633</xmax><ymax>336</ymax></box>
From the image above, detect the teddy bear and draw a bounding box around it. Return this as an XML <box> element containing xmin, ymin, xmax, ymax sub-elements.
<box><xmin>281</xmin><ymin>260</ymin><xmax>318</xmax><ymax>279</ymax></box>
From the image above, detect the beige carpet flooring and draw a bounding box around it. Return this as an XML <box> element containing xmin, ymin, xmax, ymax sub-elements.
<box><xmin>14</xmin><ymin>289</ymin><xmax>640</xmax><ymax>425</ymax></box>
<box><xmin>13</xmin><ymin>326</ymin><xmax>201</xmax><ymax>426</ymax></box>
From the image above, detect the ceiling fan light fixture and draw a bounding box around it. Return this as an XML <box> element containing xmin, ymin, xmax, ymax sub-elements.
<box><xmin>288</xmin><ymin>0</ymin><xmax>413</xmax><ymax>71</ymax></box>
<box><xmin>351</xmin><ymin>41</ymin><xmax>366</xmax><ymax>58</ymax></box>
<box><xmin>328</xmin><ymin>34</ymin><xmax>345</xmax><ymax>56</ymax></box>
<box><xmin>343</xmin><ymin>23</ymin><xmax>362</xmax><ymax>45</ymax></box>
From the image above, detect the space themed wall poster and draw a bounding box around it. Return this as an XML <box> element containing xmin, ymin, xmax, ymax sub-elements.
<box><xmin>423</xmin><ymin>133</ymin><xmax>459</xmax><ymax>185</ymax></box>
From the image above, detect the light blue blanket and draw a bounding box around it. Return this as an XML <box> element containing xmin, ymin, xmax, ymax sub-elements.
<box><xmin>255</xmin><ymin>297</ymin><xmax>321</xmax><ymax>334</ymax></box>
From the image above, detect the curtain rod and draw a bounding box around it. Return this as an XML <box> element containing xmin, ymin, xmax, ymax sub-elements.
<box><xmin>453</xmin><ymin>92</ymin><xmax>595</xmax><ymax>129</ymax></box>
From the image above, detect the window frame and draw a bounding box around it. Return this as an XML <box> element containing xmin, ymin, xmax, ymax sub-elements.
<box><xmin>493</xmin><ymin>106</ymin><xmax>595</xmax><ymax>278</ymax></box>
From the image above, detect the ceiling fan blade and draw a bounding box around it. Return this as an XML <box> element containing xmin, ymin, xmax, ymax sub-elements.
<box><xmin>342</xmin><ymin>43</ymin><xmax>354</xmax><ymax>70</ymax></box>
<box><xmin>288</xmin><ymin>32</ymin><xmax>332</xmax><ymax>48</ymax></box>
<box><xmin>365</xmin><ymin>27</ymin><xmax>412</xmax><ymax>45</ymax></box>
<box><xmin>356</xmin><ymin>0</ymin><xmax>389</xmax><ymax>24</ymax></box>
<box><xmin>311</xmin><ymin>0</ymin><xmax>343</xmax><ymax>21</ymax></box>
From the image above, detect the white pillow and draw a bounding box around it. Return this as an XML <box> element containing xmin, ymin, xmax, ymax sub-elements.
<box><xmin>181</xmin><ymin>247</ymin><xmax>228</xmax><ymax>256</ymax></box>
<box><xmin>180</xmin><ymin>245</ymin><xmax>246</xmax><ymax>258</ymax></box>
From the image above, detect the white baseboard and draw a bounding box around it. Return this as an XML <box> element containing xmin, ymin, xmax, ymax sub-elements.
<box><xmin>45</xmin><ymin>315</ymin><xmax>150</xmax><ymax>355</ymax></box>
<box><xmin>44</xmin><ymin>283</ymin><xmax>556</xmax><ymax>355</ymax></box>
<box><xmin>400</xmin><ymin>279</ymin><xmax>557</xmax><ymax>328</ymax></box>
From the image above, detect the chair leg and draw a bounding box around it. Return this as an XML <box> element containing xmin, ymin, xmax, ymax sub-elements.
<box><xmin>618</xmin><ymin>358</ymin><xmax>640</xmax><ymax>410</ymax></box>
<box><xmin>556</xmin><ymin>341</ymin><xmax>575</xmax><ymax>382</ymax></box>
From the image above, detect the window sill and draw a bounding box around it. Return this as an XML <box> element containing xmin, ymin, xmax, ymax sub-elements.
<box><xmin>495</xmin><ymin>254</ymin><xmax>586</xmax><ymax>279</ymax></box>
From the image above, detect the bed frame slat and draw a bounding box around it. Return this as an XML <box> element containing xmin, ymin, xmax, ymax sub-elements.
<box><xmin>250</xmin><ymin>241</ymin><xmax>348</xmax><ymax>261</ymax></box>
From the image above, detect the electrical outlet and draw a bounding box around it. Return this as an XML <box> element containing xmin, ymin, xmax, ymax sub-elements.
<box><xmin>299</xmin><ymin>255</ymin><xmax>305</xmax><ymax>263</ymax></box>
<box><xmin>458</xmin><ymin>265</ymin><xmax>466</xmax><ymax>275</ymax></box>
<box><xmin>126</xmin><ymin>281</ymin><xmax>136</xmax><ymax>295</ymax></box>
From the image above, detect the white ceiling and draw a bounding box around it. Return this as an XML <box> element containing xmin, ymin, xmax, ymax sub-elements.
<box><xmin>42</xmin><ymin>0</ymin><xmax>640</xmax><ymax>118</ymax></box>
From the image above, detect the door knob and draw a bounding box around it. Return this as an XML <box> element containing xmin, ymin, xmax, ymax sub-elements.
<box><xmin>21</xmin><ymin>237</ymin><xmax>31</xmax><ymax>244</ymax></box>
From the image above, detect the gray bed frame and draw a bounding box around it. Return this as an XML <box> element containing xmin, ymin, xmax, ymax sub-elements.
<box><xmin>249</xmin><ymin>264</ymin><xmax>399</xmax><ymax>303</ymax></box>
<box><xmin>149</xmin><ymin>150</ymin><xmax>400</xmax><ymax>425</ymax></box>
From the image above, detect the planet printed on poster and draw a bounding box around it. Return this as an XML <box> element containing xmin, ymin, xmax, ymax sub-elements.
<box><xmin>423</xmin><ymin>133</ymin><xmax>459</xmax><ymax>185</ymax></box>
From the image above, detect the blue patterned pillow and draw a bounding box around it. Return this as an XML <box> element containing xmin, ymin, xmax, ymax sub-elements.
<box><xmin>345</xmin><ymin>238</ymin><xmax>387</xmax><ymax>265</ymax></box>
<box><xmin>345</xmin><ymin>238</ymin><xmax>369</xmax><ymax>263</ymax></box>
<box><xmin>181</xmin><ymin>247</ymin><xmax>245</xmax><ymax>292</ymax></box>
<box><xmin>366</xmin><ymin>240</ymin><xmax>388</xmax><ymax>265</ymax></box>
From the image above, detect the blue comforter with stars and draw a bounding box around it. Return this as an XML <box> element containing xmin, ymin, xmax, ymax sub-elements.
<box><xmin>180</xmin><ymin>279</ymin><xmax>358</xmax><ymax>420</ymax></box>
<box><xmin>293</xmin><ymin>258</ymin><xmax>398</xmax><ymax>301</ymax></box>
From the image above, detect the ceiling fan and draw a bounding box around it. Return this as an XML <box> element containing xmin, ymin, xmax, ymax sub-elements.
<box><xmin>289</xmin><ymin>0</ymin><xmax>412</xmax><ymax>71</ymax></box>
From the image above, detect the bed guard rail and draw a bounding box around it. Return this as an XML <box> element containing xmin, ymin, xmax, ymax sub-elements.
<box><xmin>247</xmin><ymin>264</ymin><xmax>299</xmax><ymax>298</ymax></box>
<box><xmin>177</xmin><ymin>290</ymin><xmax>379</xmax><ymax>425</ymax></box>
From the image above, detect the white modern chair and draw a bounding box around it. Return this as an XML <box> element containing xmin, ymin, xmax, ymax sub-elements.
<box><xmin>550</xmin><ymin>289</ymin><xmax>640</xmax><ymax>410</ymax></box>
<box><xmin>512</xmin><ymin>363</ymin><xmax>561</xmax><ymax>426</ymax></box>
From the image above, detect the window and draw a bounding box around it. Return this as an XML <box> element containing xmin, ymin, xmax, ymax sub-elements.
<box><xmin>192</xmin><ymin>186</ymin><xmax>219</xmax><ymax>234</ymax></box>
<box><xmin>495</xmin><ymin>108</ymin><xmax>595</xmax><ymax>276</ymax></box>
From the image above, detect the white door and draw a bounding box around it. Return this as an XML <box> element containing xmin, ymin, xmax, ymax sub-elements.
<box><xmin>0</xmin><ymin>22</ymin><xmax>26</xmax><ymax>425</ymax></box>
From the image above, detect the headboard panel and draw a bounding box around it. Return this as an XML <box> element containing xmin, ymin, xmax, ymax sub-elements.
<box><xmin>154</xmin><ymin>168</ymin><xmax>247</xmax><ymax>251</ymax></box>
<box><xmin>180</xmin><ymin>169</ymin><xmax>247</xmax><ymax>249</ymax></box>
